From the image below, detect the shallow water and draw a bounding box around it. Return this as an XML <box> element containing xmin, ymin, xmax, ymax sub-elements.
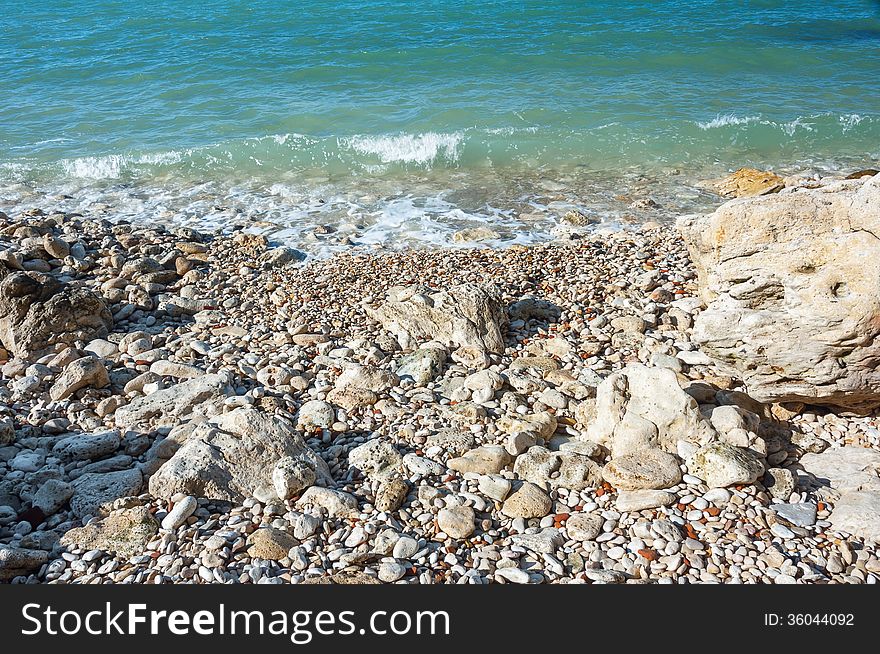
<box><xmin>2</xmin><ymin>1</ymin><xmax>879</xmax><ymax>255</ymax></box>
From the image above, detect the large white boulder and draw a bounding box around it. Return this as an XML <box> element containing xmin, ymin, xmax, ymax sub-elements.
<box><xmin>678</xmin><ymin>174</ymin><xmax>880</xmax><ymax>412</ymax></box>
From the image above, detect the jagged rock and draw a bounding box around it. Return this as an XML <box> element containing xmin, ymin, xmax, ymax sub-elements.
<box><xmin>513</xmin><ymin>446</ymin><xmax>603</xmax><ymax>491</ymax></box>
<box><xmin>678</xmin><ymin>174</ymin><xmax>880</xmax><ymax>412</ymax></box>
<box><xmin>148</xmin><ymin>407</ymin><xmax>331</xmax><ymax>502</ymax></box>
<box><xmin>509</xmin><ymin>527</ymin><xmax>563</xmax><ymax>553</ymax></box>
<box><xmin>49</xmin><ymin>356</ymin><xmax>109</xmax><ymax>400</ymax></box>
<box><xmin>271</xmin><ymin>457</ymin><xmax>317</xmax><ymax>500</ymax></box>
<box><xmin>0</xmin><ymin>272</ymin><xmax>112</xmax><ymax>359</ymax></box>
<box><xmin>70</xmin><ymin>469</ymin><xmax>144</xmax><ymax>518</ymax></box>
<box><xmin>800</xmin><ymin>447</ymin><xmax>880</xmax><ymax>543</ymax></box>
<box><xmin>686</xmin><ymin>442</ymin><xmax>764</xmax><ymax>488</ymax></box>
<box><xmin>587</xmin><ymin>363</ymin><xmax>717</xmax><ymax>456</ymax></box>
<box><xmin>366</xmin><ymin>283</ymin><xmax>506</xmax><ymax>354</ymax></box>
<box><xmin>478</xmin><ymin>475</ymin><xmax>512</xmax><ymax>501</ymax></box>
<box><xmin>60</xmin><ymin>506</ymin><xmax>158</xmax><ymax>558</ymax></box>
<box><xmin>114</xmin><ymin>373</ymin><xmax>232</xmax><ymax>429</ymax></box>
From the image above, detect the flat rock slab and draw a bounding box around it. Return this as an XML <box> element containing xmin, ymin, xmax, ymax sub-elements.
<box><xmin>771</xmin><ymin>502</ymin><xmax>817</xmax><ymax>528</ymax></box>
<box><xmin>801</xmin><ymin>447</ymin><xmax>880</xmax><ymax>542</ymax></box>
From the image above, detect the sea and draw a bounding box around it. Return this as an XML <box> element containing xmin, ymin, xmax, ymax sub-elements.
<box><xmin>2</xmin><ymin>0</ymin><xmax>879</xmax><ymax>256</ymax></box>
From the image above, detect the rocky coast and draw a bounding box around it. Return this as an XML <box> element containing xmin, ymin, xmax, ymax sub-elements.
<box><xmin>1</xmin><ymin>170</ymin><xmax>879</xmax><ymax>585</ymax></box>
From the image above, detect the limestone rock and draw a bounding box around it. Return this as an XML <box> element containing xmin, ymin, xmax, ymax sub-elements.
<box><xmin>366</xmin><ymin>283</ymin><xmax>506</xmax><ymax>354</ymax></box>
<box><xmin>334</xmin><ymin>363</ymin><xmax>397</xmax><ymax>393</ymax></box>
<box><xmin>32</xmin><ymin>479</ymin><xmax>74</xmax><ymax>515</ymax></box>
<box><xmin>0</xmin><ymin>546</ymin><xmax>49</xmax><ymax>581</ymax></box>
<box><xmin>52</xmin><ymin>430</ymin><xmax>120</xmax><ymax>462</ymax></box>
<box><xmin>452</xmin><ymin>227</ymin><xmax>499</xmax><ymax>242</ymax></box>
<box><xmin>296</xmin><ymin>486</ymin><xmax>357</xmax><ymax>517</ymax></box>
<box><xmin>271</xmin><ymin>457</ymin><xmax>317</xmax><ymax>500</ymax></box>
<box><xmin>0</xmin><ymin>272</ymin><xmax>112</xmax><ymax>359</ymax></box>
<box><xmin>148</xmin><ymin>407</ymin><xmax>331</xmax><ymax>502</ymax></box>
<box><xmin>448</xmin><ymin>445</ymin><xmax>511</xmax><ymax>475</ymax></box>
<box><xmin>437</xmin><ymin>506</ymin><xmax>475</xmax><ymax>539</ymax></box>
<box><xmin>395</xmin><ymin>346</ymin><xmax>446</xmax><ymax>385</ymax></box>
<box><xmin>513</xmin><ymin>446</ymin><xmax>603</xmax><ymax>491</ymax></box>
<box><xmin>326</xmin><ymin>386</ymin><xmax>378</xmax><ymax>411</ymax></box>
<box><xmin>602</xmin><ymin>449</ymin><xmax>682</xmax><ymax>491</ymax></box>
<box><xmin>509</xmin><ymin>527</ymin><xmax>564</xmax><ymax>553</ymax></box>
<box><xmin>247</xmin><ymin>527</ymin><xmax>298</xmax><ymax>560</ymax></box>
<box><xmin>565</xmin><ymin>513</ymin><xmax>603</xmax><ymax>541</ymax></box>
<box><xmin>347</xmin><ymin>439</ymin><xmax>403</xmax><ymax>480</ymax></box>
<box><xmin>49</xmin><ymin>356</ymin><xmax>109</xmax><ymax>401</ymax></box>
<box><xmin>114</xmin><ymin>373</ymin><xmax>232</xmax><ymax>429</ymax></box>
<box><xmin>800</xmin><ymin>447</ymin><xmax>880</xmax><ymax>543</ymax></box>
<box><xmin>60</xmin><ymin>506</ymin><xmax>158</xmax><ymax>558</ymax></box>
<box><xmin>678</xmin><ymin>174</ymin><xmax>880</xmax><ymax>411</ymax></box>
<box><xmin>711</xmin><ymin>167</ymin><xmax>785</xmax><ymax>198</ymax></box>
<box><xmin>615</xmin><ymin>490</ymin><xmax>676</xmax><ymax>512</ymax></box>
<box><xmin>500</xmin><ymin>481</ymin><xmax>552</xmax><ymax>518</ymax></box>
<box><xmin>161</xmin><ymin>496</ymin><xmax>198</xmax><ymax>530</ymax></box>
<box><xmin>587</xmin><ymin>364</ymin><xmax>717</xmax><ymax>456</ymax></box>
<box><xmin>497</xmin><ymin>412</ymin><xmax>557</xmax><ymax>441</ymax></box>
<box><xmin>296</xmin><ymin>400</ymin><xmax>335</xmax><ymax>430</ymax></box>
<box><xmin>686</xmin><ymin>442</ymin><xmax>764</xmax><ymax>488</ymax></box>
<box><xmin>374</xmin><ymin>477</ymin><xmax>409</xmax><ymax>512</ymax></box>
<box><xmin>0</xmin><ymin>415</ymin><xmax>13</xmax><ymax>446</ymax></box>
<box><xmin>70</xmin><ymin>469</ymin><xmax>143</xmax><ymax>518</ymax></box>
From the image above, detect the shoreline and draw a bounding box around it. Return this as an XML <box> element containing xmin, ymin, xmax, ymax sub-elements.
<box><xmin>3</xmin><ymin>157</ymin><xmax>877</xmax><ymax>261</ymax></box>
<box><xmin>0</xmin><ymin>175</ymin><xmax>878</xmax><ymax>585</ymax></box>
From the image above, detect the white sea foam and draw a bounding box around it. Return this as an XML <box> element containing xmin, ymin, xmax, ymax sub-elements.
<box><xmin>342</xmin><ymin>132</ymin><xmax>464</xmax><ymax>165</ymax></box>
<box><xmin>839</xmin><ymin>113</ymin><xmax>867</xmax><ymax>132</ymax></box>
<box><xmin>58</xmin><ymin>150</ymin><xmax>188</xmax><ymax>179</ymax></box>
<box><xmin>778</xmin><ymin>117</ymin><xmax>815</xmax><ymax>136</ymax></box>
<box><xmin>696</xmin><ymin>114</ymin><xmax>760</xmax><ymax>130</ymax></box>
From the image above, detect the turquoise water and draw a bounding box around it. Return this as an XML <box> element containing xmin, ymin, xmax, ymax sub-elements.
<box><xmin>2</xmin><ymin>1</ymin><xmax>879</xmax><ymax>253</ymax></box>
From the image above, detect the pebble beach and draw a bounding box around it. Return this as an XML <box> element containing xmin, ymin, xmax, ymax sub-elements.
<box><xmin>2</xmin><ymin>172</ymin><xmax>879</xmax><ymax>585</ymax></box>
